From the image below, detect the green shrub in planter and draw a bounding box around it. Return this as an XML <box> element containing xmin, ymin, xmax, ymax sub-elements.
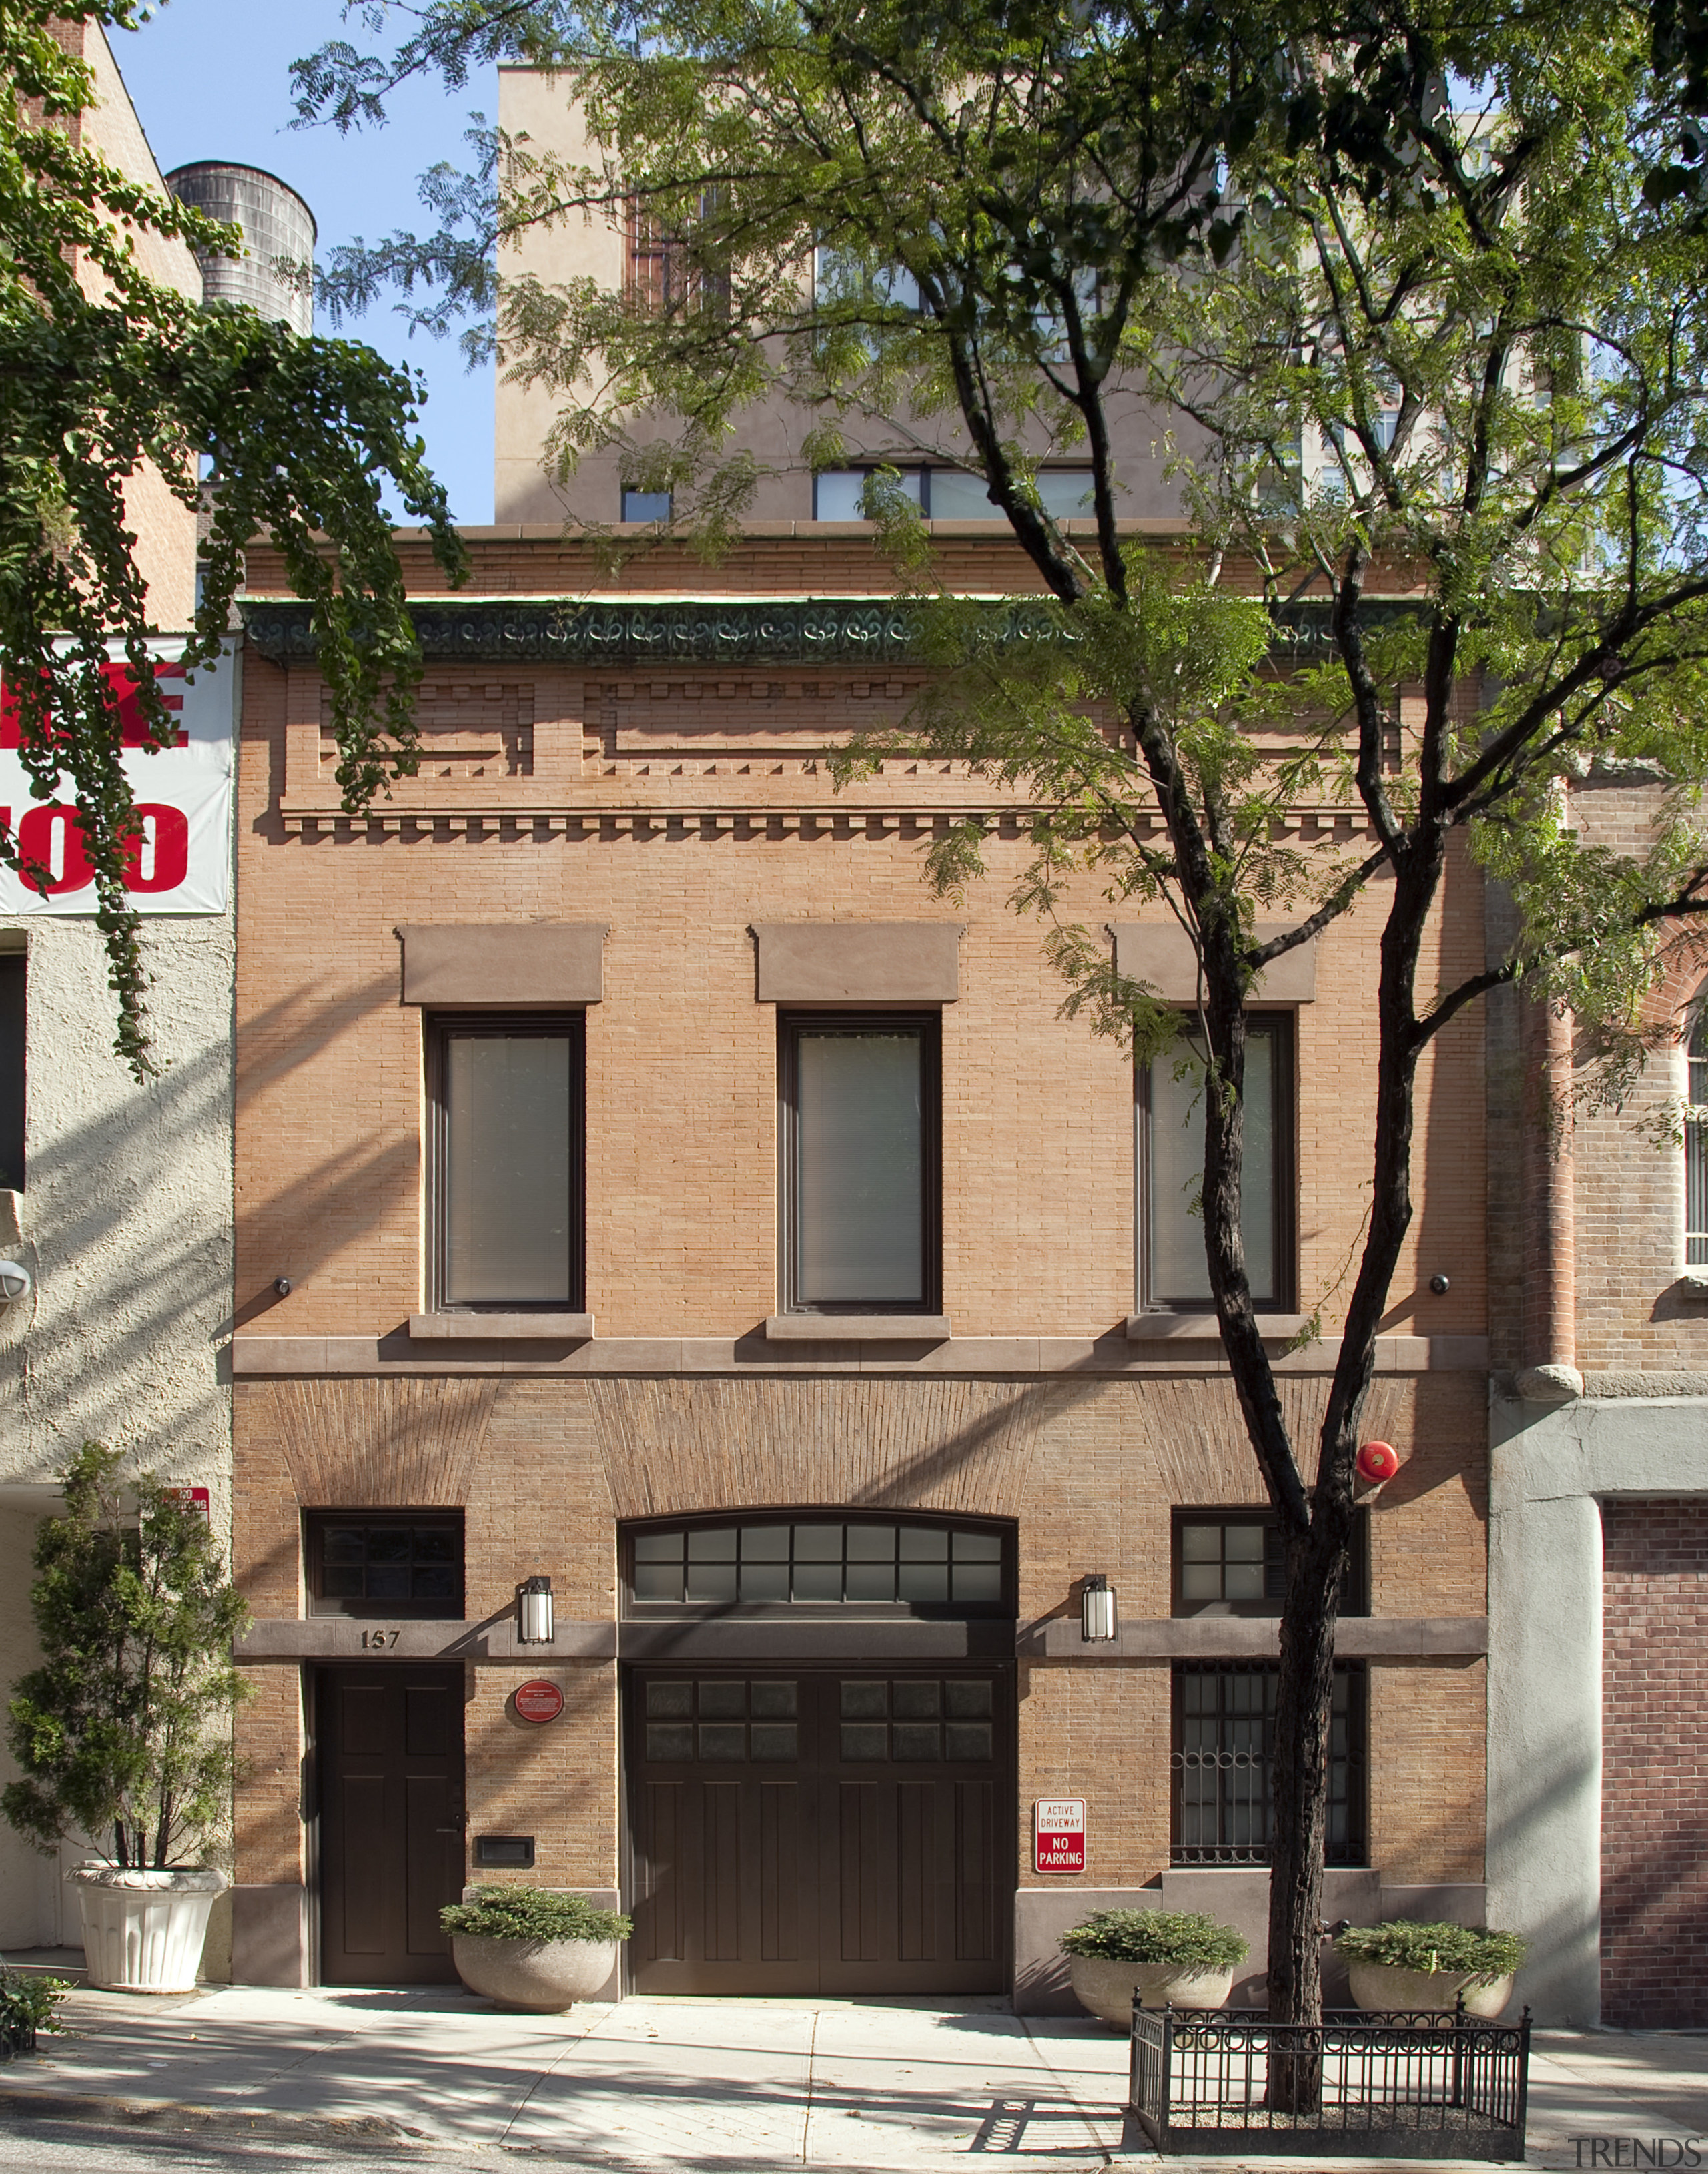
<box><xmin>1334</xmin><ymin>1921</ymin><xmax>1525</xmax><ymax>1986</ymax></box>
<box><xmin>440</xmin><ymin>1887</ymin><xmax>632</xmax><ymax>1944</ymax></box>
<box><xmin>1059</xmin><ymin>1909</ymin><xmax>1249</xmax><ymax>1970</ymax></box>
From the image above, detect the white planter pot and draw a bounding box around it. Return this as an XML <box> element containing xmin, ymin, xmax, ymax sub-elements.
<box><xmin>452</xmin><ymin>1934</ymin><xmax>618</xmax><ymax>2013</ymax></box>
<box><xmin>71</xmin><ymin>1865</ymin><xmax>225</xmax><ymax>1993</ymax></box>
<box><xmin>1347</xmin><ymin>1961</ymin><xmax>1516</xmax><ymax>2019</ymax></box>
<box><xmin>1068</xmin><ymin>1952</ymin><xmax>1236</xmax><ymax>2027</ymax></box>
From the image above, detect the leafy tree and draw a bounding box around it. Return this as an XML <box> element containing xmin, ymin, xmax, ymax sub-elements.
<box><xmin>297</xmin><ymin>0</ymin><xmax>1708</xmax><ymax>2073</ymax></box>
<box><xmin>3</xmin><ymin>1443</ymin><xmax>248</xmax><ymax>1870</ymax></box>
<box><xmin>2</xmin><ymin>0</ymin><xmax>468</xmax><ymax>1077</ymax></box>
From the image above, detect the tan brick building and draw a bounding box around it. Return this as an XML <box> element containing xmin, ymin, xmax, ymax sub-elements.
<box><xmin>224</xmin><ymin>516</ymin><xmax>1496</xmax><ymax>2001</ymax></box>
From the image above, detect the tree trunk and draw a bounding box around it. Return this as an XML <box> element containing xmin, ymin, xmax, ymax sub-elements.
<box><xmin>1266</xmin><ymin>1510</ymin><xmax>1350</xmax><ymax>2113</ymax></box>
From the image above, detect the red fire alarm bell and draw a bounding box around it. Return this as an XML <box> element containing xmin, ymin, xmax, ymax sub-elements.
<box><xmin>1356</xmin><ymin>1441</ymin><xmax>1401</xmax><ymax>1484</ymax></box>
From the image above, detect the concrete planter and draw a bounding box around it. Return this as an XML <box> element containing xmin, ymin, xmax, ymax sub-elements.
<box><xmin>1348</xmin><ymin>1960</ymin><xmax>1516</xmax><ymax>2019</ymax></box>
<box><xmin>451</xmin><ymin>1933</ymin><xmax>617</xmax><ymax>2013</ymax></box>
<box><xmin>71</xmin><ymin>1864</ymin><xmax>225</xmax><ymax>1993</ymax></box>
<box><xmin>1068</xmin><ymin>1953</ymin><xmax>1236</xmax><ymax>2027</ymax></box>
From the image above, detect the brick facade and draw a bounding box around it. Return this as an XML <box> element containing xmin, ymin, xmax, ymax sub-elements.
<box><xmin>228</xmin><ymin>533</ymin><xmax>1493</xmax><ymax>1994</ymax></box>
<box><xmin>1600</xmin><ymin>1498</ymin><xmax>1708</xmax><ymax>2027</ymax></box>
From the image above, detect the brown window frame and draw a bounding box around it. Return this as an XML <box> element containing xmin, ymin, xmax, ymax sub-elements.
<box><xmin>304</xmin><ymin>1509</ymin><xmax>466</xmax><ymax>1620</ymax></box>
<box><xmin>778</xmin><ymin>1010</ymin><xmax>941</xmax><ymax>1315</ymax></box>
<box><xmin>1138</xmin><ymin>1011</ymin><xmax>1296</xmax><ymax>1313</ymax></box>
<box><xmin>1171</xmin><ymin>1507</ymin><xmax>1370</xmax><ymax>1618</ymax></box>
<box><xmin>427</xmin><ymin>1010</ymin><xmax>585</xmax><ymax>1313</ymax></box>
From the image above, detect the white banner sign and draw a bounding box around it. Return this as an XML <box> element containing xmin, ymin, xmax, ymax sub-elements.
<box><xmin>0</xmin><ymin>638</ymin><xmax>236</xmax><ymax>916</ymax></box>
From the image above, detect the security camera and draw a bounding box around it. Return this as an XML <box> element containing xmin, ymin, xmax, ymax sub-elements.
<box><xmin>0</xmin><ymin>1262</ymin><xmax>32</xmax><ymax>1303</ymax></box>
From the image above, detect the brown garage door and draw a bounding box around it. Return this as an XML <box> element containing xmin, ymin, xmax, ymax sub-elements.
<box><xmin>316</xmin><ymin>1664</ymin><xmax>466</xmax><ymax>1986</ymax></box>
<box><xmin>627</xmin><ymin>1666</ymin><xmax>1011</xmax><ymax>1995</ymax></box>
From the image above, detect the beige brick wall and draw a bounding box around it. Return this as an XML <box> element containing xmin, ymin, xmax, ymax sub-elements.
<box><xmin>232</xmin><ymin>1371</ymin><xmax>1488</xmax><ymax>1892</ymax></box>
<box><xmin>232</xmin><ymin>532</ymin><xmax>1491</xmax><ymax>1909</ymax></box>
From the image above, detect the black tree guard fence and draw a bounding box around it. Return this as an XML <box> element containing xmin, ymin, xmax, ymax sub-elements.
<box><xmin>1128</xmin><ymin>2003</ymin><xmax>1531</xmax><ymax>2161</ymax></box>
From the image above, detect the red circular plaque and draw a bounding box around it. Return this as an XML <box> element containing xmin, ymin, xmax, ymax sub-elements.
<box><xmin>513</xmin><ymin>1678</ymin><xmax>565</xmax><ymax>1724</ymax></box>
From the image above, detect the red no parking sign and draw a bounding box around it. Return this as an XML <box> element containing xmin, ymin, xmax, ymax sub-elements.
<box><xmin>1034</xmin><ymin>1797</ymin><xmax>1086</xmax><ymax>1874</ymax></box>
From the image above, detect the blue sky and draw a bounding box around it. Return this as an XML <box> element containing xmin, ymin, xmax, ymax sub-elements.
<box><xmin>115</xmin><ymin>0</ymin><xmax>498</xmax><ymax>524</ymax></box>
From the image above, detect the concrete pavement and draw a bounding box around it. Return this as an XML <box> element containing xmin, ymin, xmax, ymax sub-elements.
<box><xmin>0</xmin><ymin>1963</ymin><xmax>1700</xmax><ymax>2171</ymax></box>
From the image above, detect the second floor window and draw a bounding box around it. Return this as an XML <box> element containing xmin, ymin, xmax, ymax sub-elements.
<box><xmin>1689</xmin><ymin>1016</ymin><xmax>1708</xmax><ymax>1266</ymax></box>
<box><xmin>1140</xmin><ymin>1014</ymin><xmax>1293</xmax><ymax>1311</ymax></box>
<box><xmin>780</xmin><ymin>1014</ymin><xmax>939</xmax><ymax>1312</ymax></box>
<box><xmin>432</xmin><ymin>1014</ymin><xmax>583</xmax><ymax>1309</ymax></box>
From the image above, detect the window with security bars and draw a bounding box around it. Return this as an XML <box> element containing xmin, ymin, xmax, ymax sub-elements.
<box><xmin>626</xmin><ymin>1517</ymin><xmax>1007</xmax><ymax>1611</ymax></box>
<box><xmin>1171</xmin><ymin>1663</ymin><xmax>1366</xmax><ymax>1866</ymax></box>
<box><xmin>306</xmin><ymin>1513</ymin><xmax>464</xmax><ymax>1619</ymax></box>
<box><xmin>625</xmin><ymin>193</ymin><xmax>728</xmax><ymax>317</ymax></box>
<box><xmin>1688</xmin><ymin>1018</ymin><xmax>1708</xmax><ymax>1264</ymax></box>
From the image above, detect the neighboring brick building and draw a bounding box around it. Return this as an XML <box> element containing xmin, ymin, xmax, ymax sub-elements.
<box><xmin>1486</xmin><ymin>777</ymin><xmax>1708</xmax><ymax>2027</ymax></box>
<box><xmin>223</xmin><ymin>517</ymin><xmax>1496</xmax><ymax>1999</ymax></box>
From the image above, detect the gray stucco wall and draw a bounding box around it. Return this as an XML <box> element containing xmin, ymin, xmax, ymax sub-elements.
<box><xmin>0</xmin><ymin>910</ymin><xmax>234</xmax><ymax>1946</ymax></box>
<box><xmin>1486</xmin><ymin>1386</ymin><xmax>1708</xmax><ymax>2025</ymax></box>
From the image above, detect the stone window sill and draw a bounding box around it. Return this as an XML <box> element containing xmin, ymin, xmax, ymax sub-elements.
<box><xmin>408</xmin><ymin>1313</ymin><xmax>594</xmax><ymax>1341</ymax></box>
<box><xmin>1126</xmin><ymin>1312</ymin><xmax>1313</xmax><ymax>1342</ymax></box>
<box><xmin>764</xmin><ymin>1314</ymin><xmax>953</xmax><ymax>1343</ymax></box>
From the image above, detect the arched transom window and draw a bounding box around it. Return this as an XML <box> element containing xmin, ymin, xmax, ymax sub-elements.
<box><xmin>624</xmin><ymin>1515</ymin><xmax>1009</xmax><ymax>1613</ymax></box>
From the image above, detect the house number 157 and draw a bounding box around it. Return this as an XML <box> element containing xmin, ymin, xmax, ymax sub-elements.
<box><xmin>360</xmin><ymin>1629</ymin><xmax>401</xmax><ymax>1650</ymax></box>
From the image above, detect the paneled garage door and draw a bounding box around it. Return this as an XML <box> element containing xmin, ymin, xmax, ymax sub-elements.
<box><xmin>626</xmin><ymin>1666</ymin><xmax>1013</xmax><ymax>1995</ymax></box>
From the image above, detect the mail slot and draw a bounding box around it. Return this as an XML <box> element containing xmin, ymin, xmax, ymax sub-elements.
<box><xmin>474</xmin><ymin>1834</ymin><xmax>536</xmax><ymax>1868</ymax></box>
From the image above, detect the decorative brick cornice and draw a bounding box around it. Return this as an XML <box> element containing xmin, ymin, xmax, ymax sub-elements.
<box><xmin>240</xmin><ymin>593</ymin><xmax>1424</xmax><ymax>669</ymax></box>
<box><xmin>242</xmin><ymin>595</ymin><xmax>925</xmax><ymax>668</ymax></box>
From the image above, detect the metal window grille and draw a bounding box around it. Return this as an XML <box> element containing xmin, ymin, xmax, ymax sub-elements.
<box><xmin>624</xmin><ymin>194</ymin><xmax>728</xmax><ymax>316</ymax></box>
<box><xmin>1171</xmin><ymin>1663</ymin><xmax>1366</xmax><ymax>1867</ymax></box>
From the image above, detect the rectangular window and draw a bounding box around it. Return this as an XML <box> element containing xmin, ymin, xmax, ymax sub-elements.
<box><xmin>1141</xmin><ymin>1014</ymin><xmax>1293</xmax><ymax>1310</ymax></box>
<box><xmin>813</xmin><ymin>468</ymin><xmax>924</xmax><ymax>522</ymax></box>
<box><xmin>1172</xmin><ymin>1509</ymin><xmax>1368</xmax><ymax>1617</ymax></box>
<box><xmin>813</xmin><ymin>467</ymin><xmax>1094</xmax><ymax>522</ymax></box>
<box><xmin>621</xmin><ymin>489</ymin><xmax>672</xmax><ymax>523</ymax></box>
<box><xmin>1171</xmin><ymin>1662</ymin><xmax>1366</xmax><ymax>1866</ymax></box>
<box><xmin>813</xmin><ymin>247</ymin><xmax>921</xmax><ymax>314</ymax></box>
<box><xmin>1688</xmin><ymin>1022</ymin><xmax>1708</xmax><ymax>1266</ymax></box>
<box><xmin>0</xmin><ymin>954</ymin><xmax>23</xmax><ymax>1191</ymax></box>
<box><xmin>431</xmin><ymin>1014</ymin><xmax>583</xmax><ymax>1309</ymax></box>
<box><xmin>624</xmin><ymin>193</ymin><xmax>727</xmax><ymax>316</ymax></box>
<box><xmin>780</xmin><ymin>1013</ymin><xmax>939</xmax><ymax>1311</ymax></box>
<box><xmin>306</xmin><ymin>1512</ymin><xmax>464</xmax><ymax>1619</ymax></box>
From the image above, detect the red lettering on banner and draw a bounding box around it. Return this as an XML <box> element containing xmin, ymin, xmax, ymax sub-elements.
<box><xmin>123</xmin><ymin>805</ymin><xmax>189</xmax><ymax>893</ymax></box>
<box><xmin>13</xmin><ymin>802</ymin><xmax>191</xmax><ymax>898</ymax></box>
<box><xmin>0</xmin><ymin>661</ymin><xmax>187</xmax><ymax>751</ymax></box>
<box><xmin>17</xmin><ymin>805</ymin><xmax>93</xmax><ymax>894</ymax></box>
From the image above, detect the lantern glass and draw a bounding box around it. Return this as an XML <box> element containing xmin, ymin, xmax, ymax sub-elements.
<box><xmin>1081</xmin><ymin>1575</ymin><xmax>1117</xmax><ymax>1642</ymax></box>
<box><xmin>518</xmin><ymin>1576</ymin><xmax>554</xmax><ymax>1644</ymax></box>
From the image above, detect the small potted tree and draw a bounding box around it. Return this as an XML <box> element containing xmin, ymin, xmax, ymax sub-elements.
<box><xmin>1060</xmin><ymin>1909</ymin><xmax>1249</xmax><ymax>2026</ymax></box>
<box><xmin>1334</xmin><ymin>1922</ymin><xmax>1526</xmax><ymax>2018</ymax></box>
<box><xmin>442</xmin><ymin>1886</ymin><xmax>632</xmax><ymax>2012</ymax></box>
<box><xmin>2</xmin><ymin>1444</ymin><xmax>248</xmax><ymax>1992</ymax></box>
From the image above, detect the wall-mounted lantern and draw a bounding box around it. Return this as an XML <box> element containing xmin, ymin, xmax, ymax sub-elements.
<box><xmin>516</xmin><ymin>1574</ymin><xmax>554</xmax><ymax>1645</ymax></box>
<box><xmin>1080</xmin><ymin>1573</ymin><xmax>1118</xmax><ymax>1643</ymax></box>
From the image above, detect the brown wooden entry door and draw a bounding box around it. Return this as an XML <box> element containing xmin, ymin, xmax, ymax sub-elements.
<box><xmin>627</xmin><ymin>1667</ymin><xmax>1011</xmax><ymax>1995</ymax></box>
<box><xmin>316</xmin><ymin>1665</ymin><xmax>466</xmax><ymax>1985</ymax></box>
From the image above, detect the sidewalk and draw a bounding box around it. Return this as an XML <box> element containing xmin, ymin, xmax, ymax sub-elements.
<box><xmin>0</xmin><ymin>1962</ymin><xmax>1701</xmax><ymax>2171</ymax></box>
